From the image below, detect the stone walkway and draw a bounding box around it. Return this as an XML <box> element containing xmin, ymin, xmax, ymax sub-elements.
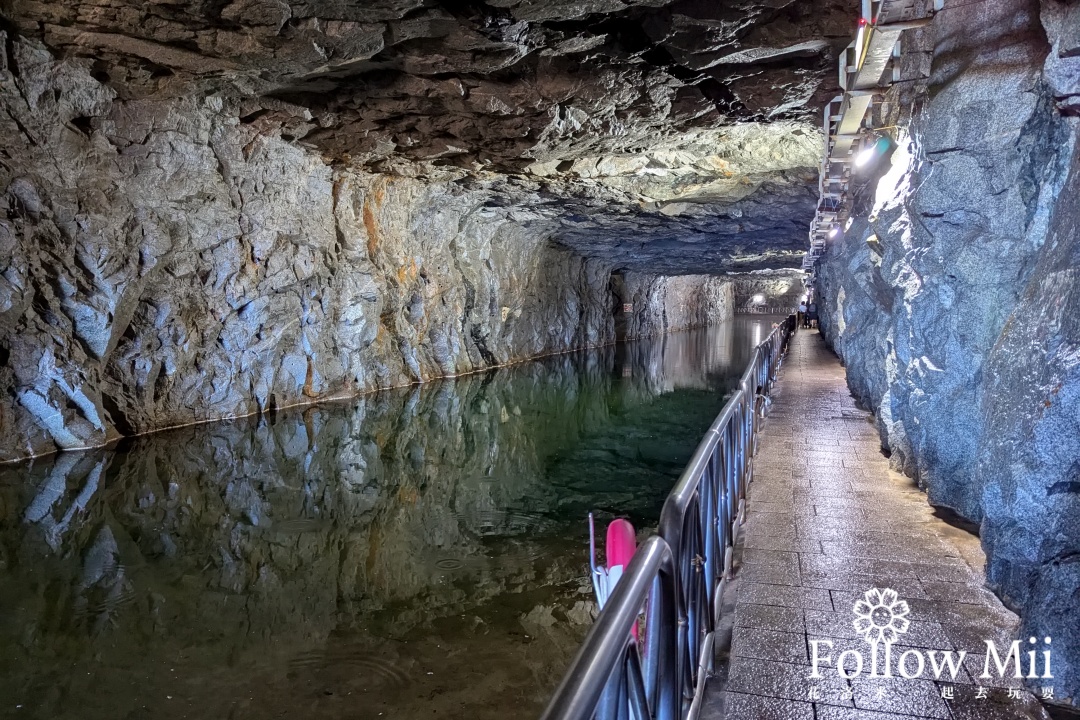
<box><xmin>702</xmin><ymin>330</ymin><xmax>1050</xmax><ymax>720</ymax></box>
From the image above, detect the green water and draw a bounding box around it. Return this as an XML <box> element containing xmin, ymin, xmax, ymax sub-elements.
<box><xmin>0</xmin><ymin>318</ymin><xmax>777</xmax><ymax>720</ymax></box>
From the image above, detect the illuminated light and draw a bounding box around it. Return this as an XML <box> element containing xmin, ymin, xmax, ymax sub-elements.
<box><xmin>752</xmin><ymin>294</ymin><xmax>765</xmax><ymax>304</ymax></box>
<box><xmin>855</xmin><ymin>145</ymin><xmax>876</xmax><ymax>167</ymax></box>
<box><xmin>829</xmin><ymin>227</ymin><xmax>840</xmax><ymax>238</ymax></box>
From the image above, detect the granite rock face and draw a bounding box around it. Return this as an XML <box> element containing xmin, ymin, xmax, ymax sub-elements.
<box><xmin>2</xmin><ymin>0</ymin><xmax>852</xmax><ymax>274</ymax></box>
<box><xmin>0</xmin><ymin>35</ymin><xmax>750</xmax><ymax>462</ymax></box>
<box><xmin>0</xmin><ymin>51</ymin><xmax>579</xmax><ymax>458</ymax></box>
<box><xmin>0</xmin><ymin>0</ymin><xmax>853</xmax><ymax>459</ymax></box>
<box><xmin>815</xmin><ymin>0</ymin><xmax>1080</xmax><ymax>704</ymax></box>
<box><xmin>729</xmin><ymin>268</ymin><xmax>805</xmax><ymax>310</ymax></box>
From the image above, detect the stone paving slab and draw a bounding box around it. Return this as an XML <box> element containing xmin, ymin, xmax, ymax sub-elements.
<box><xmin>702</xmin><ymin>331</ymin><xmax>1052</xmax><ymax>720</ymax></box>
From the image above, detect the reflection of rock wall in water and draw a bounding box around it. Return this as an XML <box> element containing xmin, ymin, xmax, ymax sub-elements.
<box><xmin>615</xmin><ymin>319</ymin><xmax>750</xmax><ymax>395</ymax></box>
<box><xmin>0</xmin><ymin>359</ymin><xmax>610</xmax><ymax>719</ymax></box>
<box><xmin>621</xmin><ymin>274</ymin><xmax>735</xmax><ymax>340</ymax></box>
<box><xmin>0</xmin><ymin>325</ymin><xmax>759</xmax><ymax>719</ymax></box>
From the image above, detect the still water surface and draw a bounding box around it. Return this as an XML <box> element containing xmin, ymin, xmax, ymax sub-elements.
<box><xmin>0</xmin><ymin>318</ymin><xmax>778</xmax><ymax>720</ymax></box>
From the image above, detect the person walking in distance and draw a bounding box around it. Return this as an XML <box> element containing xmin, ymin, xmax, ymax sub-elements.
<box><xmin>798</xmin><ymin>299</ymin><xmax>808</xmax><ymax>329</ymax></box>
<box><xmin>807</xmin><ymin>300</ymin><xmax>818</xmax><ymax>329</ymax></box>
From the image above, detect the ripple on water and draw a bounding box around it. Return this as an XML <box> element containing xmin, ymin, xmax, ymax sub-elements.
<box><xmin>288</xmin><ymin>648</ymin><xmax>410</xmax><ymax>687</ymax></box>
<box><xmin>72</xmin><ymin>577</ymin><xmax>138</xmax><ymax>620</ymax></box>
<box><xmin>435</xmin><ymin>558</ymin><xmax>463</xmax><ymax>570</ymax></box>
<box><xmin>453</xmin><ymin>508</ymin><xmax>549</xmax><ymax>536</ymax></box>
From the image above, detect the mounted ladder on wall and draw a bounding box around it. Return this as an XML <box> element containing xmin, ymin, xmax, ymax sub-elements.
<box><xmin>803</xmin><ymin>0</ymin><xmax>943</xmax><ymax>273</ymax></box>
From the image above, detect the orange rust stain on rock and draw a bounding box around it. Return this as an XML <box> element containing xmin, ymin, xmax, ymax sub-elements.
<box><xmin>396</xmin><ymin>485</ymin><xmax>419</xmax><ymax>505</ymax></box>
<box><xmin>362</xmin><ymin>185</ymin><xmax>387</xmax><ymax>259</ymax></box>
<box><xmin>396</xmin><ymin>258</ymin><xmax>419</xmax><ymax>285</ymax></box>
<box><xmin>375</xmin><ymin>324</ymin><xmax>388</xmax><ymax>345</ymax></box>
<box><xmin>303</xmin><ymin>356</ymin><xmax>317</xmax><ymax>398</ymax></box>
<box><xmin>363</xmin><ymin>201</ymin><xmax>379</xmax><ymax>259</ymax></box>
<box><xmin>365</xmin><ymin>524</ymin><xmax>381</xmax><ymax>576</ymax></box>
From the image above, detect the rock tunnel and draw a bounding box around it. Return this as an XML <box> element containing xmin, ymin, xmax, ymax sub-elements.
<box><xmin>0</xmin><ymin>0</ymin><xmax>1077</xmax><ymax>717</ymax></box>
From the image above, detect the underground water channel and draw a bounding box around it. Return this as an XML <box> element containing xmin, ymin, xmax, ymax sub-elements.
<box><xmin>0</xmin><ymin>316</ymin><xmax>783</xmax><ymax>720</ymax></box>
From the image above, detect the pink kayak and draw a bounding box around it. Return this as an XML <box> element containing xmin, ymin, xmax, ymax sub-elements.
<box><xmin>589</xmin><ymin>514</ymin><xmax>639</xmax><ymax>638</ymax></box>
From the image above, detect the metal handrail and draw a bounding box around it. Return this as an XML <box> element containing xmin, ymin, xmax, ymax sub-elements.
<box><xmin>540</xmin><ymin>315</ymin><xmax>796</xmax><ymax>720</ymax></box>
<box><xmin>539</xmin><ymin>537</ymin><xmax>679</xmax><ymax>720</ymax></box>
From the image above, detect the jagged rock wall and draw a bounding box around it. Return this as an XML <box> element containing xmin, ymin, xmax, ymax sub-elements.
<box><xmin>815</xmin><ymin>0</ymin><xmax>1080</xmax><ymax>704</ymax></box>
<box><xmin>728</xmin><ymin>268</ymin><xmax>805</xmax><ymax>310</ymax></box>
<box><xmin>1</xmin><ymin>0</ymin><xmax>851</xmax><ymax>276</ymax></box>
<box><xmin>622</xmin><ymin>274</ymin><xmax>734</xmax><ymax>339</ymax></box>
<box><xmin>0</xmin><ymin>37</ymin><xmax>738</xmax><ymax>463</ymax></box>
<box><xmin>3</xmin><ymin>0</ymin><xmax>852</xmax><ymax>170</ymax></box>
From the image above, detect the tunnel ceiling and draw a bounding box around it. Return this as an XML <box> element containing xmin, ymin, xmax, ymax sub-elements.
<box><xmin>8</xmin><ymin>0</ymin><xmax>852</xmax><ymax>273</ymax></box>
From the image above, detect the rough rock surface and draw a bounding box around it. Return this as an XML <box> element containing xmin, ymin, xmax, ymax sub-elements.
<box><xmin>2</xmin><ymin>0</ymin><xmax>853</xmax><ymax>273</ymax></box>
<box><xmin>728</xmin><ymin>268</ymin><xmax>805</xmax><ymax>310</ymax></box>
<box><xmin>616</xmin><ymin>273</ymin><xmax>733</xmax><ymax>339</ymax></box>
<box><xmin>0</xmin><ymin>44</ymin><xmax>738</xmax><ymax>461</ymax></box>
<box><xmin>7</xmin><ymin>0</ymin><xmax>851</xmax><ymax>167</ymax></box>
<box><xmin>0</xmin><ymin>0</ymin><xmax>854</xmax><ymax>461</ymax></box>
<box><xmin>815</xmin><ymin>0</ymin><xmax>1080</xmax><ymax>704</ymax></box>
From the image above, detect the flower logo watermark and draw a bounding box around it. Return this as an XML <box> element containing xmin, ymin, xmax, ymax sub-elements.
<box><xmin>852</xmin><ymin>587</ymin><xmax>910</xmax><ymax>645</ymax></box>
<box><xmin>810</xmin><ymin>587</ymin><xmax>1053</xmax><ymax>685</ymax></box>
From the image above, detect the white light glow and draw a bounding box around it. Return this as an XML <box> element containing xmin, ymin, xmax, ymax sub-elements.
<box><xmin>752</xmin><ymin>294</ymin><xmax>765</xmax><ymax>304</ymax></box>
<box><xmin>828</xmin><ymin>227</ymin><xmax>840</xmax><ymax>238</ymax></box>
<box><xmin>855</xmin><ymin>145</ymin><xmax>875</xmax><ymax>167</ymax></box>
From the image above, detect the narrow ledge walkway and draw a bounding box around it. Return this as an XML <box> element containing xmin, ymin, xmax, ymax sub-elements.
<box><xmin>702</xmin><ymin>330</ymin><xmax>1050</xmax><ymax>720</ymax></box>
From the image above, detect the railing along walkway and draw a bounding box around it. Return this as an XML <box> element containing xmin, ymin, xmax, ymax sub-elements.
<box><xmin>540</xmin><ymin>318</ymin><xmax>797</xmax><ymax>720</ymax></box>
<box><xmin>700</xmin><ymin>330</ymin><xmax>1048</xmax><ymax>720</ymax></box>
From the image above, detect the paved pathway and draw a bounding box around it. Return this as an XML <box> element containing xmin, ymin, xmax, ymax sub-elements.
<box><xmin>703</xmin><ymin>330</ymin><xmax>1050</xmax><ymax>720</ymax></box>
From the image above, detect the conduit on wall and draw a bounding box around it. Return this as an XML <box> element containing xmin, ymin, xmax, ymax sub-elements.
<box><xmin>803</xmin><ymin>0</ymin><xmax>941</xmax><ymax>275</ymax></box>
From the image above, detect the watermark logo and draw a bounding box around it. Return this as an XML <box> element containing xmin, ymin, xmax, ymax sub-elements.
<box><xmin>809</xmin><ymin>587</ymin><xmax>1053</xmax><ymax>685</ymax></box>
<box><xmin>852</xmin><ymin>587</ymin><xmax>909</xmax><ymax>645</ymax></box>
